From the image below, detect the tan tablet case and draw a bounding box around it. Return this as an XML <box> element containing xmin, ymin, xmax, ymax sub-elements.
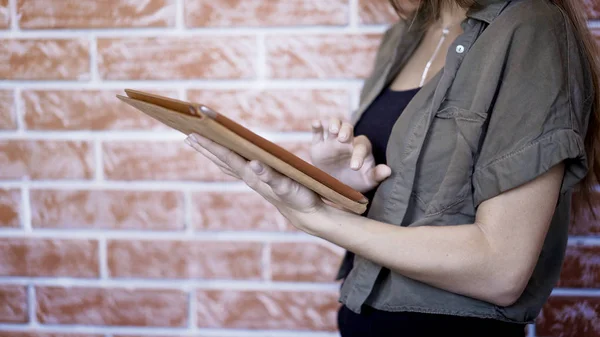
<box><xmin>117</xmin><ymin>89</ymin><xmax>368</xmax><ymax>214</ymax></box>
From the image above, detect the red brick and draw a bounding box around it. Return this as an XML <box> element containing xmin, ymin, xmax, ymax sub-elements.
<box><xmin>0</xmin><ymin>0</ymin><xmax>9</xmax><ymax>28</ymax></box>
<box><xmin>0</xmin><ymin>285</ymin><xmax>27</xmax><ymax>323</ymax></box>
<box><xmin>23</xmin><ymin>90</ymin><xmax>174</xmax><ymax>131</ymax></box>
<box><xmin>585</xmin><ymin>0</ymin><xmax>600</xmax><ymax>19</ymax></box>
<box><xmin>108</xmin><ymin>240</ymin><xmax>262</xmax><ymax>279</ymax></box>
<box><xmin>30</xmin><ymin>190</ymin><xmax>184</xmax><ymax>230</ymax></box>
<box><xmin>36</xmin><ymin>286</ymin><xmax>188</xmax><ymax>327</ymax></box>
<box><xmin>271</xmin><ymin>242</ymin><xmax>344</xmax><ymax>282</ymax></box>
<box><xmin>0</xmin><ymin>189</ymin><xmax>20</xmax><ymax>228</ymax></box>
<box><xmin>558</xmin><ymin>245</ymin><xmax>600</xmax><ymax>288</ymax></box>
<box><xmin>536</xmin><ymin>296</ymin><xmax>600</xmax><ymax>337</ymax></box>
<box><xmin>185</xmin><ymin>0</ymin><xmax>347</xmax><ymax>27</ymax></box>
<box><xmin>358</xmin><ymin>0</ymin><xmax>398</xmax><ymax>25</ymax></box>
<box><xmin>0</xmin><ymin>39</ymin><xmax>90</xmax><ymax>80</ymax></box>
<box><xmin>187</xmin><ymin>89</ymin><xmax>350</xmax><ymax>132</ymax></box>
<box><xmin>570</xmin><ymin>190</ymin><xmax>600</xmax><ymax>236</ymax></box>
<box><xmin>191</xmin><ymin>192</ymin><xmax>285</xmax><ymax>231</ymax></box>
<box><xmin>196</xmin><ymin>290</ymin><xmax>339</xmax><ymax>330</ymax></box>
<box><xmin>18</xmin><ymin>0</ymin><xmax>175</xmax><ymax>29</ymax></box>
<box><xmin>98</xmin><ymin>37</ymin><xmax>256</xmax><ymax>80</ymax></box>
<box><xmin>102</xmin><ymin>141</ymin><xmax>236</xmax><ymax>181</ymax></box>
<box><xmin>266</xmin><ymin>34</ymin><xmax>382</xmax><ymax>79</ymax></box>
<box><xmin>0</xmin><ymin>238</ymin><xmax>98</xmax><ymax>277</ymax></box>
<box><xmin>0</xmin><ymin>90</ymin><xmax>16</xmax><ymax>129</ymax></box>
<box><xmin>0</xmin><ymin>140</ymin><xmax>94</xmax><ymax>180</ymax></box>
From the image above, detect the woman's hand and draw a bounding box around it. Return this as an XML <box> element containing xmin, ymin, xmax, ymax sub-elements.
<box><xmin>184</xmin><ymin>133</ymin><xmax>325</xmax><ymax>232</ymax></box>
<box><xmin>310</xmin><ymin>118</ymin><xmax>392</xmax><ymax>193</ymax></box>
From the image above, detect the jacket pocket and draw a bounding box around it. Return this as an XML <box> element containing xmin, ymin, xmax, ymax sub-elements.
<box><xmin>413</xmin><ymin>104</ymin><xmax>486</xmax><ymax>216</ymax></box>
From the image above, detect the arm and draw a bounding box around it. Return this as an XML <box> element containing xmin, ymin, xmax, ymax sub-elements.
<box><xmin>291</xmin><ymin>163</ymin><xmax>565</xmax><ymax>307</ymax></box>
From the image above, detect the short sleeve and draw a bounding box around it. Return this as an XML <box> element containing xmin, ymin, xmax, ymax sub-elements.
<box><xmin>472</xmin><ymin>8</ymin><xmax>592</xmax><ymax>208</ymax></box>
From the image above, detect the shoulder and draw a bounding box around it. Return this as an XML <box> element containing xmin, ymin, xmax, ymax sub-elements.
<box><xmin>490</xmin><ymin>0</ymin><xmax>567</xmax><ymax>38</ymax></box>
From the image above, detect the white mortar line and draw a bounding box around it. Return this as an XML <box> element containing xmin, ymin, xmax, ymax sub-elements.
<box><xmin>93</xmin><ymin>139</ymin><xmax>104</xmax><ymax>182</ymax></box>
<box><xmin>0</xmin><ymin>229</ymin><xmax>315</xmax><ymax>242</ymax></box>
<box><xmin>89</xmin><ymin>34</ymin><xmax>100</xmax><ymax>83</ymax></box>
<box><xmin>175</xmin><ymin>0</ymin><xmax>185</xmax><ymax>30</ymax></box>
<box><xmin>587</xmin><ymin>20</ymin><xmax>600</xmax><ymax>29</ymax></box>
<box><xmin>99</xmin><ymin>237</ymin><xmax>109</xmax><ymax>279</ymax></box>
<box><xmin>256</xmin><ymin>33</ymin><xmax>267</xmax><ymax>85</ymax></box>
<box><xmin>0</xmin><ymin>180</ymin><xmax>251</xmax><ymax>191</ymax></box>
<box><xmin>188</xmin><ymin>289</ymin><xmax>197</xmax><ymax>329</ymax></box>
<box><xmin>20</xmin><ymin>186</ymin><xmax>31</xmax><ymax>232</ymax></box>
<box><xmin>528</xmin><ymin>324</ymin><xmax>536</xmax><ymax>337</ymax></box>
<box><xmin>8</xmin><ymin>0</ymin><xmax>18</xmax><ymax>31</ymax></box>
<box><xmin>348</xmin><ymin>0</ymin><xmax>359</xmax><ymax>29</ymax></box>
<box><xmin>13</xmin><ymin>88</ymin><xmax>24</xmax><ymax>133</ymax></box>
<box><xmin>0</xmin><ymin>325</ymin><xmax>339</xmax><ymax>337</ymax></box>
<box><xmin>0</xmin><ymin>277</ymin><xmax>340</xmax><ymax>292</ymax></box>
<box><xmin>262</xmin><ymin>242</ymin><xmax>272</xmax><ymax>281</ymax></box>
<box><xmin>183</xmin><ymin>189</ymin><xmax>194</xmax><ymax>234</ymax></box>
<box><xmin>550</xmin><ymin>288</ymin><xmax>600</xmax><ymax>296</ymax></box>
<box><xmin>27</xmin><ymin>285</ymin><xmax>37</xmax><ymax>327</ymax></box>
<box><xmin>0</xmin><ymin>129</ymin><xmax>313</xmax><ymax>142</ymax></box>
<box><xmin>0</xmin><ymin>26</ymin><xmax>387</xmax><ymax>38</ymax></box>
<box><xmin>0</xmin><ymin>79</ymin><xmax>364</xmax><ymax>89</ymax></box>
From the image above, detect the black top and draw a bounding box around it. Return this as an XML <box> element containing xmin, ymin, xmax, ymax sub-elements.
<box><xmin>336</xmin><ymin>86</ymin><xmax>420</xmax><ymax>280</ymax></box>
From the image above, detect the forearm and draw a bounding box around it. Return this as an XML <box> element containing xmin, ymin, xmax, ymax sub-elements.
<box><xmin>291</xmin><ymin>205</ymin><xmax>516</xmax><ymax>306</ymax></box>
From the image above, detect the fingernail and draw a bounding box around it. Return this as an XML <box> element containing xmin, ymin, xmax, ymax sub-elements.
<box><xmin>350</xmin><ymin>160</ymin><xmax>359</xmax><ymax>169</ymax></box>
<box><xmin>339</xmin><ymin>132</ymin><xmax>347</xmax><ymax>140</ymax></box>
<box><xmin>250</xmin><ymin>161</ymin><xmax>264</xmax><ymax>174</ymax></box>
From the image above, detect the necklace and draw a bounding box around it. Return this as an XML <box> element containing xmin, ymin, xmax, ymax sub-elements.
<box><xmin>420</xmin><ymin>21</ymin><xmax>461</xmax><ymax>87</ymax></box>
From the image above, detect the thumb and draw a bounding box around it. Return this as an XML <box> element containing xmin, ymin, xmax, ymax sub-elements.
<box><xmin>371</xmin><ymin>164</ymin><xmax>392</xmax><ymax>182</ymax></box>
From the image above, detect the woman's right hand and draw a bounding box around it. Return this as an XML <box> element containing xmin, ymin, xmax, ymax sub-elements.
<box><xmin>309</xmin><ymin>118</ymin><xmax>392</xmax><ymax>193</ymax></box>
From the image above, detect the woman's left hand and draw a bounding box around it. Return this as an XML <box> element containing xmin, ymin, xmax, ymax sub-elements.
<box><xmin>184</xmin><ymin>133</ymin><xmax>325</xmax><ymax>228</ymax></box>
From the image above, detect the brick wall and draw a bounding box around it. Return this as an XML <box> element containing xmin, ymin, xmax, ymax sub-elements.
<box><xmin>0</xmin><ymin>0</ymin><xmax>598</xmax><ymax>336</ymax></box>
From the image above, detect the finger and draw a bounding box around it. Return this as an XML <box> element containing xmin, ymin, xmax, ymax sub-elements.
<box><xmin>327</xmin><ymin>118</ymin><xmax>341</xmax><ymax>139</ymax></box>
<box><xmin>250</xmin><ymin>160</ymin><xmax>295</xmax><ymax>197</ymax></box>
<box><xmin>337</xmin><ymin>122</ymin><xmax>354</xmax><ymax>143</ymax></box>
<box><xmin>185</xmin><ymin>138</ymin><xmax>240</xmax><ymax>177</ymax></box>
<box><xmin>372</xmin><ymin>164</ymin><xmax>392</xmax><ymax>182</ymax></box>
<box><xmin>311</xmin><ymin>120</ymin><xmax>324</xmax><ymax>144</ymax></box>
<box><xmin>187</xmin><ymin>133</ymin><xmax>247</xmax><ymax>173</ymax></box>
<box><xmin>350</xmin><ymin>136</ymin><xmax>372</xmax><ymax>170</ymax></box>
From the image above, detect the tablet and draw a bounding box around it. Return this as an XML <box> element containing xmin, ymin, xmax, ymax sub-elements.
<box><xmin>117</xmin><ymin>89</ymin><xmax>368</xmax><ymax>214</ymax></box>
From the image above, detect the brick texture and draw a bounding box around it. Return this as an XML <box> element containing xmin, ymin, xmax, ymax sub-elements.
<box><xmin>0</xmin><ymin>285</ymin><xmax>27</xmax><ymax>323</ymax></box>
<box><xmin>266</xmin><ymin>34</ymin><xmax>382</xmax><ymax>79</ymax></box>
<box><xmin>0</xmin><ymin>189</ymin><xmax>20</xmax><ymax>228</ymax></box>
<box><xmin>536</xmin><ymin>297</ymin><xmax>600</xmax><ymax>337</ymax></box>
<box><xmin>0</xmin><ymin>90</ymin><xmax>16</xmax><ymax>129</ymax></box>
<box><xmin>17</xmin><ymin>0</ymin><xmax>175</xmax><ymax>29</ymax></box>
<box><xmin>0</xmin><ymin>238</ymin><xmax>99</xmax><ymax>277</ymax></box>
<box><xmin>98</xmin><ymin>37</ymin><xmax>256</xmax><ymax>80</ymax></box>
<box><xmin>0</xmin><ymin>140</ymin><xmax>94</xmax><ymax>180</ymax></box>
<box><xmin>0</xmin><ymin>39</ymin><xmax>90</xmax><ymax>80</ymax></box>
<box><xmin>0</xmin><ymin>0</ymin><xmax>9</xmax><ymax>29</ymax></box>
<box><xmin>196</xmin><ymin>290</ymin><xmax>340</xmax><ymax>330</ymax></box>
<box><xmin>36</xmin><ymin>287</ymin><xmax>188</xmax><ymax>326</ymax></box>
<box><xmin>185</xmin><ymin>0</ymin><xmax>348</xmax><ymax>27</ymax></box>
<box><xmin>22</xmin><ymin>90</ymin><xmax>173</xmax><ymax>130</ymax></box>
<box><xmin>271</xmin><ymin>242</ymin><xmax>345</xmax><ymax>282</ymax></box>
<box><xmin>191</xmin><ymin>191</ymin><xmax>286</xmax><ymax>231</ymax></box>
<box><xmin>108</xmin><ymin>240</ymin><xmax>263</xmax><ymax>279</ymax></box>
<box><xmin>1</xmin><ymin>1</ymin><xmax>599</xmax><ymax>336</ymax></box>
<box><xmin>187</xmin><ymin>89</ymin><xmax>350</xmax><ymax>132</ymax></box>
<box><xmin>30</xmin><ymin>189</ymin><xmax>185</xmax><ymax>230</ymax></box>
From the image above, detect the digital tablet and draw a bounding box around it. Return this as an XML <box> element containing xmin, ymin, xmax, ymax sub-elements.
<box><xmin>117</xmin><ymin>89</ymin><xmax>368</xmax><ymax>214</ymax></box>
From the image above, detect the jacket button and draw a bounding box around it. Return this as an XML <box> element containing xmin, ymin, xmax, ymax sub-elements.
<box><xmin>456</xmin><ymin>45</ymin><xmax>465</xmax><ymax>53</ymax></box>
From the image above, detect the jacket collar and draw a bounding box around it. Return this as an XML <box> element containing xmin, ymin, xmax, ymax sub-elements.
<box><xmin>467</xmin><ymin>0</ymin><xmax>511</xmax><ymax>23</ymax></box>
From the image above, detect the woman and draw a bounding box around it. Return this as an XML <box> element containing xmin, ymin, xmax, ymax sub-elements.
<box><xmin>185</xmin><ymin>0</ymin><xmax>599</xmax><ymax>336</ymax></box>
